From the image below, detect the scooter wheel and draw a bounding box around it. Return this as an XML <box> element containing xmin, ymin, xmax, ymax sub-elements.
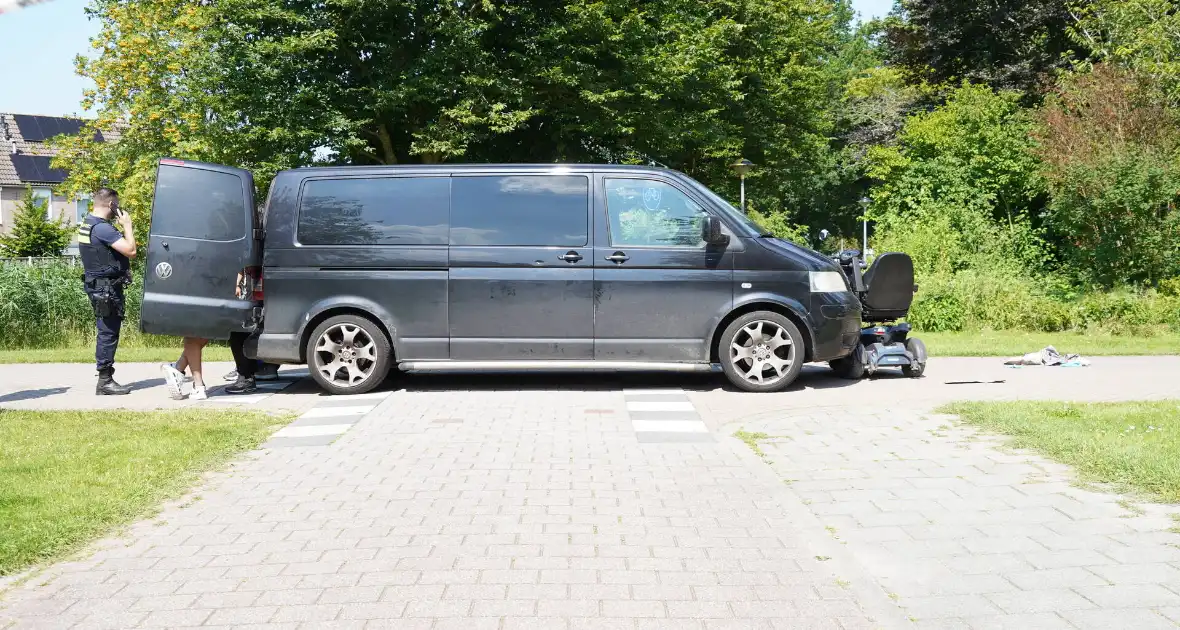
<box><xmin>829</xmin><ymin>344</ymin><xmax>865</xmax><ymax>380</ymax></box>
<box><xmin>902</xmin><ymin>337</ymin><xmax>927</xmax><ymax>378</ymax></box>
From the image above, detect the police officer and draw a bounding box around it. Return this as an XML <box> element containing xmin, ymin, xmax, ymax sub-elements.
<box><xmin>78</xmin><ymin>187</ymin><xmax>137</xmax><ymax>395</ymax></box>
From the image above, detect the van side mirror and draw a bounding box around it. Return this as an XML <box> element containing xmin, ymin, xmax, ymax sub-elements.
<box><xmin>702</xmin><ymin>215</ymin><xmax>730</xmax><ymax>247</ymax></box>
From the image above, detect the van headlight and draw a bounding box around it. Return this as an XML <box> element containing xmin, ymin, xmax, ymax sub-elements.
<box><xmin>809</xmin><ymin>271</ymin><xmax>848</xmax><ymax>293</ymax></box>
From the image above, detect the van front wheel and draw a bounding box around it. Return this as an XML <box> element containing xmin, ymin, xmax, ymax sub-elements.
<box><xmin>719</xmin><ymin>311</ymin><xmax>805</xmax><ymax>392</ymax></box>
<box><xmin>306</xmin><ymin>315</ymin><xmax>392</xmax><ymax>395</ymax></box>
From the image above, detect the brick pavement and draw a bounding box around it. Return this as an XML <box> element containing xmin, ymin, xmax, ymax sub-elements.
<box><xmin>0</xmin><ymin>376</ymin><xmax>908</xmax><ymax>629</ymax></box>
<box><xmin>1</xmin><ymin>357</ymin><xmax>1178</xmax><ymax>629</ymax></box>
<box><xmin>730</xmin><ymin>407</ymin><xmax>1180</xmax><ymax>629</ymax></box>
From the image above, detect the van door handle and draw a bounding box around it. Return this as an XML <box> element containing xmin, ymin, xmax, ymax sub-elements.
<box><xmin>559</xmin><ymin>251</ymin><xmax>583</xmax><ymax>263</ymax></box>
<box><xmin>606</xmin><ymin>252</ymin><xmax>629</xmax><ymax>264</ymax></box>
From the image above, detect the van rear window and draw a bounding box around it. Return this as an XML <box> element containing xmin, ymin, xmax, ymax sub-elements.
<box><xmin>153</xmin><ymin>165</ymin><xmax>247</xmax><ymax>241</ymax></box>
<box><xmin>298</xmin><ymin>177</ymin><xmax>449</xmax><ymax>246</ymax></box>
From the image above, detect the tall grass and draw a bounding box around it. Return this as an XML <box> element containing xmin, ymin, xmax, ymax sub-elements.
<box><xmin>0</xmin><ymin>259</ymin><xmax>175</xmax><ymax>349</ymax></box>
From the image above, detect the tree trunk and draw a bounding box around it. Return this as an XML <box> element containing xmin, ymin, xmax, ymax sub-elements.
<box><xmin>377</xmin><ymin>124</ymin><xmax>397</xmax><ymax>165</ymax></box>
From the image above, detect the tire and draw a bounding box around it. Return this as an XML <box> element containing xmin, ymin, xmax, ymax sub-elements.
<box><xmin>829</xmin><ymin>344</ymin><xmax>865</xmax><ymax>380</ymax></box>
<box><xmin>902</xmin><ymin>337</ymin><xmax>927</xmax><ymax>378</ymax></box>
<box><xmin>306</xmin><ymin>314</ymin><xmax>392</xmax><ymax>395</ymax></box>
<box><xmin>719</xmin><ymin>311</ymin><xmax>806</xmax><ymax>392</ymax></box>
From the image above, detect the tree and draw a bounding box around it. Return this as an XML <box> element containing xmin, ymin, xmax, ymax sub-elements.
<box><xmin>883</xmin><ymin>0</ymin><xmax>1087</xmax><ymax>97</ymax></box>
<box><xmin>54</xmin><ymin>0</ymin><xmax>856</xmax><ymax>245</ymax></box>
<box><xmin>1035</xmin><ymin>64</ymin><xmax>1180</xmax><ymax>287</ymax></box>
<box><xmin>0</xmin><ymin>187</ymin><xmax>74</xmax><ymax>258</ymax></box>
<box><xmin>866</xmin><ymin>83</ymin><xmax>1048</xmax><ymax>277</ymax></box>
<box><xmin>1070</xmin><ymin>0</ymin><xmax>1180</xmax><ymax>105</ymax></box>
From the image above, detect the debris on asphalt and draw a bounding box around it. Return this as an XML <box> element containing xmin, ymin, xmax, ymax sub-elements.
<box><xmin>1004</xmin><ymin>346</ymin><xmax>1091</xmax><ymax>367</ymax></box>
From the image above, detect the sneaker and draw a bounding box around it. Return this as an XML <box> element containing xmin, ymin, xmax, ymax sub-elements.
<box><xmin>171</xmin><ymin>365</ymin><xmax>191</xmax><ymax>384</ymax></box>
<box><xmin>189</xmin><ymin>386</ymin><xmax>208</xmax><ymax>401</ymax></box>
<box><xmin>161</xmin><ymin>363</ymin><xmax>185</xmax><ymax>400</ymax></box>
<box><xmin>225</xmin><ymin>377</ymin><xmax>257</xmax><ymax>395</ymax></box>
<box><xmin>256</xmin><ymin>363</ymin><xmax>280</xmax><ymax>381</ymax></box>
<box><xmin>224</xmin><ymin>370</ymin><xmax>239</xmax><ymax>382</ymax></box>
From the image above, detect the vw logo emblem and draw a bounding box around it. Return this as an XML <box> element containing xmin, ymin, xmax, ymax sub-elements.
<box><xmin>155</xmin><ymin>262</ymin><xmax>173</xmax><ymax>279</ymax></box>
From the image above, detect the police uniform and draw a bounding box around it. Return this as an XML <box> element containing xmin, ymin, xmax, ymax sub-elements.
<box><xmin>78</xmin><ymin>214</ymin><xmax>132</xmax><ymax>395</ymax></box>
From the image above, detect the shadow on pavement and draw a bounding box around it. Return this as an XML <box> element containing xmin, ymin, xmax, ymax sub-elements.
<box><xmin>126</xmin><ymin>377</ymin><xmax>166</xmax><ymax>392</ymax></box>
<box><xmin>0</xmin><ymin>387</ymin><xmax>71</xmax><ymax>403</ymax></box>
<box><xmin>301</xmin><ymin>365</ymin><xmax>871</xmax><ymax>394</ymax></box>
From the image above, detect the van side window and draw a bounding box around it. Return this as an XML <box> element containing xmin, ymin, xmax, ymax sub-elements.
<box><xmin>451</xmin><ymin>176</ymin><xmax>588</xmax><ymax>247</ymax></box>
<box><xmin>605</xmin><ymin>179</ymin><xmax>707</xmax><ymax>248</ymax></box>
<box><xmin>153</xmin><ymin>165</ymin><xmax>247</xmax><ymax>241</ymax></box>
<box><xmin>298</xmin><ymin>177</ymin><xmax>449</xmax><ymax>246</ymax></box>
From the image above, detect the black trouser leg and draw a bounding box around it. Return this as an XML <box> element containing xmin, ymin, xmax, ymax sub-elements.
<box><xmin>95</xmin><ymin>314</ymin><xmax>123</xmax><ymax>373</ymax></box>
<box><xmin>229</xmin><ymin>332</ymin><xmax>256</xmax><ymax>379</ymax></box>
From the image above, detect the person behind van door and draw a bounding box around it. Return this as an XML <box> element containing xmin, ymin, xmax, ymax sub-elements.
<box><xmin>224</xmin><ymin>271</ymin><xmax>258</xmax><ymax>395</ymax></box>
<box><xmin>78</xmin><ymin>187</ymin><xmax>136</xmax><ymax>396</ymax></box>
<box><xmin>224</xmin><ymin>361</ymin><xmax>279</xmax><ymax>383</ymax></box>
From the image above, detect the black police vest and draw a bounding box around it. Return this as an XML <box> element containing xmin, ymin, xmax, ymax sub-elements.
<box><xmin>78</xmin><ymin>216</ymin><xmax>123</xmax><ymax>280</ymax></box>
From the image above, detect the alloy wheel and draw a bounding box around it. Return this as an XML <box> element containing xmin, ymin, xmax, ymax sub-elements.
<box><xmin>728</xmin><ymin>320</ymin><xmax>796</xmax><ymax>387</ymax></box>
<box><xmin>312</xmin><ymin>323</ymin><xmax>377</xmax><ymax>388</ymax></box>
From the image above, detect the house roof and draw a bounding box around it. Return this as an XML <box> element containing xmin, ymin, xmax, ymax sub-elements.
<box><xmin>0</xmin><ymin>113</ymin><xmax>122</xmax><ymax>187</ymax></box>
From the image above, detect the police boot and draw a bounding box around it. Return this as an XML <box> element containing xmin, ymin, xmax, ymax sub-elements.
<box><xmin>96</xmin><ymin>368</ymin><xmax>132</xmax><ymax>396</ymax></box>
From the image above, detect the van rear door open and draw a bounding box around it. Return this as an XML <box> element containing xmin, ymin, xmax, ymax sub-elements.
<box><xmin>140</xmin><ymin>159</ymin><xmax>261</xmax><ymax>340</ymax></box>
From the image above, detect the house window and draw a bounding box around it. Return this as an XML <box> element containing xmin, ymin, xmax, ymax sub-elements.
<box><xmin>32</xmin><ymin>187</ymin><xmax>53</xmax><ymax>220</ymax></box>
<box><xmin>75</xmin><ymin>196</ymin><xmax>91</xmax><ymax>224</ymax></box>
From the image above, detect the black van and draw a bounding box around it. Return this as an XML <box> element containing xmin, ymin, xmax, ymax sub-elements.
<box><xmin>141</xmin><ymin>160</ymin><xmax>861</xmax><ymax>394</ymax></box>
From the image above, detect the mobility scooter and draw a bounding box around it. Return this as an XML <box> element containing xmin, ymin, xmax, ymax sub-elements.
<box><xmin>829</xmin><ymin>250</ymin><xmax>927</xmax><ymax>379</ymax></box>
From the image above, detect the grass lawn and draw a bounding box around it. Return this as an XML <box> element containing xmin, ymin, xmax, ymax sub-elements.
<box><xmin>921</xmin><ymin>330</ymin><xmax>1180</xmax><ymax>357</ymax></box>
<box><xmin>0</xmin><ymin>346</ymin><xmax>234</xmax><ymax>365</ymax></box>
<box><xmin>944</xmin><ymin>400</ymin><xmax>1180</xmax><ymax>503</ymax></box>
<box><xmin>0</xmin><ymin>408</ymin><xmax>286</xmax><ymax>576</ymax></box>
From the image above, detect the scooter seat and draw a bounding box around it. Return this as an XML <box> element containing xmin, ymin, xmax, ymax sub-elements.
<box><xmin>860</xmin><ymin>252</ymin><xmax>915</xmax><ymax>321</ymax></box>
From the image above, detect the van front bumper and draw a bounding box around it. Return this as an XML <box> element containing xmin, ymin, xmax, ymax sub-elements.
<box><xmin>809</xmin><ymin>291</ymin><xmax>862</xmax><ymax>362</ymax></box>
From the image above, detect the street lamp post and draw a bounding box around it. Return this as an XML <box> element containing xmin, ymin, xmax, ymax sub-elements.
<box><xmin>730</xmin><ymin>159</ymin><xmax>754</xmax><ymax>214</ymax></box>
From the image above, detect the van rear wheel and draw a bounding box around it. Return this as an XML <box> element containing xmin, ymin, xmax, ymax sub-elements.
<box><xmin>306</xmin><ymin>315</ymin><xmax>392</xmax><ymax>395</ymax></box>
<box><xmin>719</xmin><ymin>311</ymin><xmax>805</xmax><ymax>392</ymax></box>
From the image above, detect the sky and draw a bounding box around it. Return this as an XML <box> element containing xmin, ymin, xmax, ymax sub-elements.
<box><xmin>0</xmin><ymin>0</ymin><xmax>896</xmax><ymax>118</ymax></box>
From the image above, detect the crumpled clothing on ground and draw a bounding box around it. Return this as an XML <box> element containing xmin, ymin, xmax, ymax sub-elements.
<box><xmin>1004</xmin><ymin>345</ymin><xmax>1091</xmax><ymax>367</ymax></box>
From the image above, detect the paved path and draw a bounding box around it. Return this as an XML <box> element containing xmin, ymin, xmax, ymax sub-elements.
<box><xmin>0</xmin><ymin>357</ymin><xmax>1178</xmax><ymax>629</ymax></box>
<box><xmin>0</xmin><ymin>362</ymin><xmax>321</xmax><ymax>414</ymax></box>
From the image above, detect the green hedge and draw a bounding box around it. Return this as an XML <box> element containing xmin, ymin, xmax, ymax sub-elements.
<box><xmin>908</xmin><ymin>271</ymin><xmax>1180</xmax><ymax>334</ymax></box>
<box><xmin>0</xmin><ymin>260</ymin><xmax>176</xmax><ymax>349</ymax></box>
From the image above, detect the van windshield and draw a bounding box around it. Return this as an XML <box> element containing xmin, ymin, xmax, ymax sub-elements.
<box><xmin>682</xmin><ymin>178</ymin><xmax>768</xmax><ymax>236</ymax></box>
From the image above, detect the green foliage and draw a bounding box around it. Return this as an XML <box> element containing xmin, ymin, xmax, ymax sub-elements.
<box><xmin>56</xmin><ymin>0</ymin><xmax>853</xmax><ymax>248</ymax></box>
<box><xmin>0</xmin><ymin>188</ymin><xmax>74</xmax><ymax>258</ymax></box>
<box><xmin>1071</xmin><ymin>0</ymin><xmax>1180</xmax><ymax>105</ymax></box>
<box><xmin>1035</xmin><ymin>65</ymin><xmax>1180</xmax><ymax>287</ymax></box>
<box><xmin>884</xmin><ymin>0</ymin><xmax>1086</xmax><ymax>95</ymax></box>
<box><xmin>907</xmin><ymin>270</ymin><xmax>1180</xmax><ymax>334</ymax></box>
<box><xmin>867</xmin><ymin>83</ymin><xmax>1049</xmax><ymax>277</ymax></box>
<box><xmin>0</xmin><ymin>260</ymin><xmax>173</xmax><ymax>350</ymax></box>
<box><xmin>748</xmin><ymin>207</ymin><xmax>810</xmax><ymax>245</ymax></box>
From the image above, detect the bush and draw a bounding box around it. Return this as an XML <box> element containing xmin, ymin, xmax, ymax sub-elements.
<box><xmin>905</xmin><ymin>269</ymin><xmax>1180</xmax><ymax>335</ymax></box>
<box><xmin>1035</xmin><ymin>65</ymin><xmax>1180</xmax><ymax>287</ymax></box>
<box><xmin>0</xmin><ymin>187</ymin><xmax>74</xmax><ymax>258</ymax></box>
<box><xmin>908</xmin><ymin>274</ymin><xmax>966</xmax><ymax>332</ymax></box>
<box><xmin>0</xmin><ymin>260</ymin><xmax>174</xmax><ymax>350</ymax></box>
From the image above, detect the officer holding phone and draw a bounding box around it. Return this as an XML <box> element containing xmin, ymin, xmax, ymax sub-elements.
<box><xmin>78</xmin><ymin>187</ymin><xmax>137</xmax><ymax>395</ymax></box>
